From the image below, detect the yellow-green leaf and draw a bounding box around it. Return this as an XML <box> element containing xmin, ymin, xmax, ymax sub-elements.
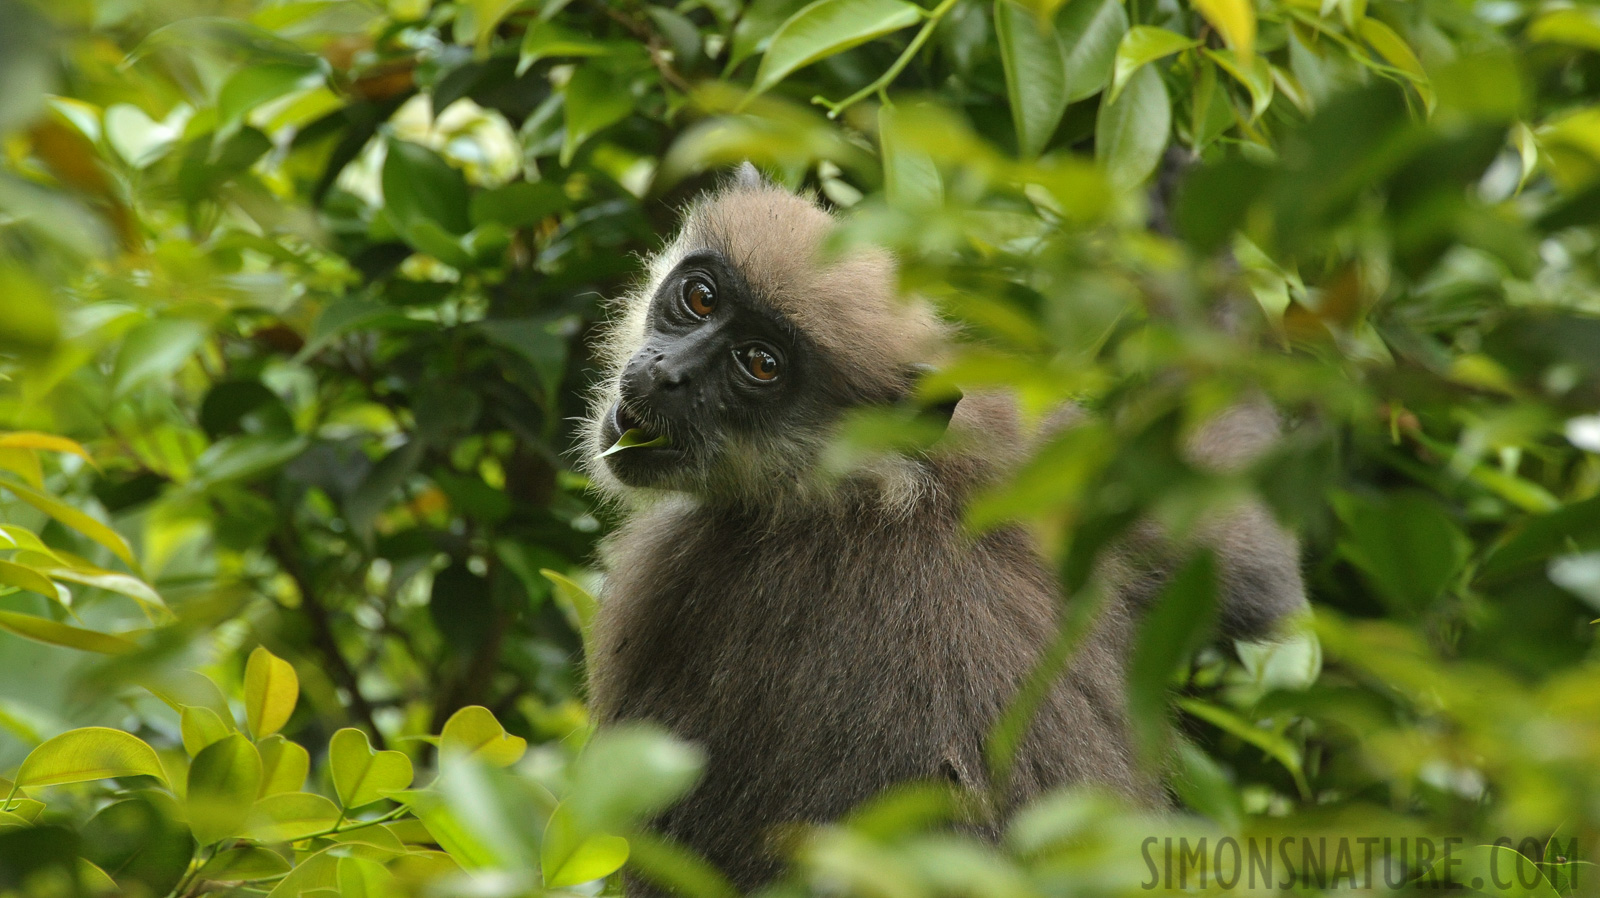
<box><xmin>1110</xmin><ymin>26</ymin><xmax>1199</xmax><ymax>104</ymax></box>
<box><xmin>142</xmin><ymin>670</ymin><xmax>234</xmax><ymax>724</ymax></box>
<box><xmin>1205</xmin><ymin>47</ymin><xmax>1274</xmax><ymax>119</ymax></box>
<box><xmin>258</xmin><ymin>733</ymin><xmax>310</xmax><ymax>796</ymax></box>
<box><xmin>1192</xmin><ymin>0</ymin><xmax>1255</xmax><ymax>61</ymax></box>
<box><xmin>879</xmin><ymin>104</ymin><xmax>943</xmax><ymax>209</ymax></box>
<box><xmin>15</xmin><ymin>727</ymin><xmax>166</xmax><ymax>787</ymax></box>
<box><xmin>337</xmin><ymin>856</ymin><xmax>397</xmax><ymax>898</ymax></box>
<box><xmin>243</xmin><ymin>791</ymin><xmax>342</xmax><ymax>842</ymax></box>
<box><xmin>439</xmin><ymin>705</ymin><xmax>527</xmax><ymax>767</ymax></box>
<box><xmin>198</xmin><ymin>846</ymin><xmax>293</xmax><ymax>882</ymax></box>
<box><xmin>0</xmin><ymin>449</ymin><xmax>42</xmax><ymax>489</ymax></box>
<box><xmin>1528</xmin><ymin>7</ymin><xmax>1600</xmax><ymax>52</ymax></box>
<box><xmin>540</xmin><ymin>569</ymin><xmax>598</xmax><ymax>643</ymax></box>
<box><xmin>188</xmin><ymin>734</ymin><xmax>262</xmax><ymax>846</ymax></box>
<box><xmin>541</xmin><ymin>802</ymin><xmax>630</xmax><ymax>888</ymax></box>
<box><xmin>263</xmin><ymin>851</ymin><xmax>338</xmax><ymax>898</ymax></box>
<box><xmin>0</xmin><ymin>476</ymin><xmax>138</xmax><ymax>572</ymax></box>
<box><xmin>78</xmin><ymin>860</ymin><xmax>118</xmax><ymax>894</ymax></box>
<box><xmin>1513</xmin><ymin>122</ymin><xmax>1539</xmax><ymax>192</ymax></box>
<box><xmin>0</xmin><ymin>525</ymin><xmax>59</xmax><ymax>559</ymax></box>
<box><xmin>41</xmin><ymin>562</ymin><xmax>165</xmax><ymax>615</ymax></box>
<box><xmin>0</xmin><ymin>432</ymin><xmax>93</xmax><ymax>465</ymax></box>
<box><xmin>244</xmin><ymin>646</ymin><xmax>299</xmax><ymax>739</ymax></box>
<box><xmin>0</xmin><ymin>559</ymin><xmax>63</xmax><ymax>602</ymax></box>
<box><xmin>1358</xmin><ymin>17</ymin><xmax>1432</xmax><ymax>109</ymax></box>
<box><xmin>0</xmin><ymin>610</ymin><xmax>135</xmax><ymax>654</ymax></box>
<box><xmin>181</xmin><ymin>706</ymin><xmax>233</xmax><ymax>757</ymax></box>
<box><xmin>329</xmin><ymin>727</ymin><xmax>414</xmax><ymax>809</ymax></box>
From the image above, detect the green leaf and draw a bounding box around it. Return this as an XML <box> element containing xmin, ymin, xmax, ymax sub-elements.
<box><xmin>16</xmin><ymin>727</ymin><xmax>166</xmax><ymax>787</ymax></box>
<box><xmin>1126</xmin><ymin>554</ymin><xmax>1219</xmax><ymax>763</ymax></box>
<box><xmin>391</xmin><ymin>788</ymin><xmax>508</xmax><ymax>869</ymax></box>
<box><xmin>1422</xmin><ymin>845</ymin><xmax>1563</xmax><ymax>898</ymax></box>
<box><xmin>1334</xmin><ymin>492</ymin><xmax>1470</xmax><ymax>615</ymax></box>
<box><xmin>751</xmin><ymin>0</ymin><xmax>923</xmax><ymax>95</ymax></box>
<box><xmin>1177</xmin><ymin>698</ymin><xmax>1309</xmax><ymax>798</ymax></box>
<box><xmin>456</xmin><ymin>0</ymin><xmax>523</xmax><ymax>49</ymax></box>
<box><xmin>541</xmin><ymin>803</ymin><xmax>630</xmax><ymax>888</ymax></box>
<box><xmin>218</xmin><ymin>62</ymin><xmax>323</xmax><ymax>129</ymax></box>
<box><xmin>193</xmin><ymin>433</ymin><xmax>309</xmax><ymax>486</ymax></box>
<box><xmin>438</xmin><ymin>706</ymin><xmax>527</xmax><ymax>767</ymax></box>
<box><xmin>103</xmin><ymin>103</ymin><xmax>183</xmax><ymax>168</ymax></box>
<box><xmin>244</xmin><ymin>646</ymin><xmax>299</xmax><ymax>739</ymax></box>
<box><xmin>518</xmin><ymin>21</ymin><xmax>633</xmax><ymax>75</ymax></box>
<box><xmin>257</xmin><ymin>733</ymin><xmax>310</xmax><ymax>797</ymax></box>
<box><xmin>1109</xmin><ymin>26</ymin><xmax>1197</xmax><ymax>104</ymax></box>
<box><xmin>995</xmin><ymin>0</ymin><xmax>1068</xmax><ymax>158</ymax></box>
<box><xmin>110</xmin><ymin>318</ymin><xmax>207</xmax><ymax>399</ymax></box>
<box><xmin>470</xmin><ymin>180</ymin><xmax>569</xmax><ymax>230</ymax></box>
<box><xmin>329</xmin><ymin>728</ymin><xmax>414</xmax><ymax>809</ymax></box>
<box><xmin>0</xmin><ymin>477</ymin><xmax>139</xmax><ymax>572</ymax></box>
<box><xmin>598</xmin><ymin>428</ymin><xmax>671</xmax><ymax>458</ymax></box>
<box><xmin>187</xmin><ymin>734</ymin><xmax>262</xmax><ymax>846</ymax></box>
<box><xmin>198</xmin><ymin>846</ymin><xmax>292</xmax><ymax>882</ymax></box>
<box><xmin>1171</xmin><ymin>737</ymin><xmax>1242</xmax><ymax>831</ymax></box>
<box><xmin>560</xmin><ymin>63</ymin><xmax>636</xmax><ymax>167</ymax></box>
<box><xmin>180</xmin><ymin>705</ymin><xmax>233</xmax><ymax>756</ymax></box>
<box><xmin>1205</xmin><ymin>47</ymin><xmax>1274</xmax><ymax>120</ymax></box>
<box><xmin>1059</xmin><ymin>0</ymin><xmax>1128</xmax><ymax>102</ymax></box>
<box><xmin>382</xmin><ymin>139</ymin><xmax>471</xmax><ymax>237</ymax></box>
<box><xmin>879</xmin><ymin>104</ymin><xmax>943</xmax><ymax>208</ymax></box>
<box><xmin>1095</xmin><ymin>62</ymin><xmax>1171</xmax><ymax>189</ymax></box>
<box><xmin>563</xmin><ymin>725</ymin><xmax>705</xmax><ymax>832</ymax></box>
<box><xmin>729</xmin><ymin>0</ymin><xmax>812</xmax><ymax>70</ymax></box>
<box><xmin>0</xmin><ymin>610</ymin><xmax>135</xmax><ymax>654</ymax></box>
<box><xmin>243</xmin><ymin>791</ymin><xmax>342</xmax><ymax>842</ymax></box>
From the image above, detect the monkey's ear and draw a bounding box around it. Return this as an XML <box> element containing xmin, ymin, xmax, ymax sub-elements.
<box><xmin>905</xmin><ymin>363</ymin><xmax>962</xmax><ymax>439</ymax></box>
<box><xmin>733</xmin><ymin>161</ymin><xmax>764</xmax><ymax>190</ymax></box>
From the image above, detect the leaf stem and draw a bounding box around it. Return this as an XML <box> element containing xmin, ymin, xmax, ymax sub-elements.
<box><xmin>296</xmin><ymin>803</ymin><xmax>411</xmax><ymax>842</ymax></box>
<box><xmin>1</xmin><ymin>781</ymin><xmax>17</xmax><ymax>812</ymax></box>
<box><xmin>819</xmin><ymin>0</ymin><xmax>964</xmax><ymax>119</ymax></box>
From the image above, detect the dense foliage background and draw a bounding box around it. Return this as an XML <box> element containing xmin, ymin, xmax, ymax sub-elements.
<box><xmin>2</xmin><ymin>0</ymin><xmax>1600</xmax><ymax>893</ymax></box>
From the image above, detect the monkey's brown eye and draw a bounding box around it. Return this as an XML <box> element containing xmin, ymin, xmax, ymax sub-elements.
<box><xmin>683</xmin><ymin>278</ymin><xmax>716</xmax><ymax>317</ymax></box>
<box><xmin>741</xmin><ymin>347</ymin><xmax>780</xmax><ymax>382</ymax></box>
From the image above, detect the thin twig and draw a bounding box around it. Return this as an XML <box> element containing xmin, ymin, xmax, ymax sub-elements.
<box><xmin>818</xmin><ymin>0</ymin><xmax>964</xmax><ymax>119</ymax></box>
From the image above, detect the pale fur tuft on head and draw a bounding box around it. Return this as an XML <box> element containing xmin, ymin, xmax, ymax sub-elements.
<box><xmin>579</xmin><ymin>167</ymin><xmax>953</xmax><ymax>510</ymax></box>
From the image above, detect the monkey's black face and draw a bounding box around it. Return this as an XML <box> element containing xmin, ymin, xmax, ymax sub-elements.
<box><xmin>599</xmin><ymin>251</ymin><xmax>833</xmax><ymax>491</ymax></box>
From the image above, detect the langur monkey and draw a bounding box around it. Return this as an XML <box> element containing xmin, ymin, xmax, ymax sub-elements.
<box><xmin>582</xmin><ymin>164</ymin><xmax>1306</xmax><ymax>889</ymax></box>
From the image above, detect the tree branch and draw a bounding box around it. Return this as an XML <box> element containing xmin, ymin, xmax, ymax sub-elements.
<box><xmin>269</xmin><ymin>529</ymin><xmax>388</xmax><ymax>749</ymax></box>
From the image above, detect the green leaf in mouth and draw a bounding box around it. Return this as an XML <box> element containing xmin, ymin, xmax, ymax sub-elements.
<box><xmin>599</xmin><ymin>428</ymin><xmax>672</xmax><ymax>458</ymax></box>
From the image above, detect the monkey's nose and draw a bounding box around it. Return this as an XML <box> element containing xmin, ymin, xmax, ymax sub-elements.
<box><xmin>648</xmin><ymin>356</ymin><xmax>690</xmax><ymax>390</ymax></box>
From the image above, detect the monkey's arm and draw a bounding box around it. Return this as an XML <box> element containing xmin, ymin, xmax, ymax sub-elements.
<box><xmin>1183</xmin><ymin>402</ymin><xmax>1307</xmax><ymax>638</ymax></box>
<box><xmin>1076</xmin><ymin>400</ymin><xmax>1307</xmax><ymax>641</ymax></box>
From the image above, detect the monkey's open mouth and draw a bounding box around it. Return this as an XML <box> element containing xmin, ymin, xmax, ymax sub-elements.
<box><xmin>600</xmin><ymin>404</ymin><xmax>675</xmax><ymax>459</ymax></box>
